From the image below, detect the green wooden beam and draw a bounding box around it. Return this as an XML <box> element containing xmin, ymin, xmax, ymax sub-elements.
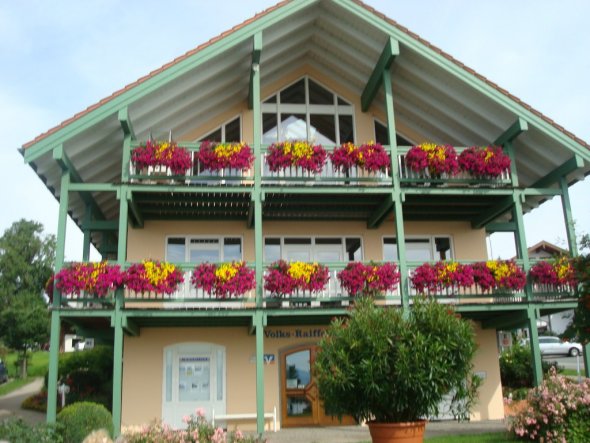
<box><xmin>559</xmin><ymin>177</ymin><xmax>578</xmax><ymax>256</ymax></box>
<box><xmin>532</xmin><ymin>155</ymin><xmax>584</xmax><ymax>188</ymax></box>
<box><xmin>471</xmin><ymin>196</ymin><xmax>513</xmax><ymax>229</ymax></box>
<box><xmin>128</xmin><ymin>194</ymin><xmax>144</xmax><ymax>229</ymax></box>
<box><xmin>481</xmin><ymin>311</ymin><xmax>528</xmax><ymax>330</ymax></box>
<box><xmin>361</xmin><ymin>36</ymin><xmax>399</xmax><ymax>112</ymax></box>
<box><xmin>118</xmin><ymin>108</ymin><xmax>136</xmax><ymax>139</ymax></box>
<box><xmin>493</xmin><ymin>117</ymin><xmax>528</xmax><ymax>146</ymax></box>
<box><xmin>485</xmin><ymin>222</ymin><xmax>516</xmax><ymax>233</ymax></box>
<box><xmin>122</xmin><ymin>316</ymin><xmax>140</xmax><ymax>337</ymax></box>
<box><xmin>117</xmin><ymin>187</ymin><xmax>130</xmax><ymax>264</ymax></box>
<box><xmin>68</xmin><ymin>183</ymin><xmax>119</xmax><ymax>192</ymax></box>
<box><xmin>112</xmin><ymin>291</ymin><xmax>124</xmax><ymax>437</ymax></box>
<box><xmin>248</xmin><ymin>33</ymin><xmax>263</xmax><ymax>110</ymax></box>
<box><xmin>254</xmin><ymin>310</ymin><xmax>266</xmax><ymax>436</ymax></box>
<box><xmin>247</xmin><ymin>201</ymin><xmax>255</xmax><ymax>229</ymax></box>
<box><xmin>367</xmin><ymin>194</ymin><xmax>393</xmax><ymax>229</ymax></box>
<box><xmin>82</xmin><ymin>220</ymin><xmax>119</xmax><ymax>231</ymax></box>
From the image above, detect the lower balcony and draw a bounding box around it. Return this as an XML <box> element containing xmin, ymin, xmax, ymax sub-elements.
<box><xmin>52</xmin><ymin>260</ymin><xmax>578</xmax><ymax>311</ymax></box>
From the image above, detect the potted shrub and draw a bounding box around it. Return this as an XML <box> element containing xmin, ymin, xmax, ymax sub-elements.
<box><xmin>314</xmin><ymin>296</ymin><xmax>480</xmax><ymax>443</ymax></box>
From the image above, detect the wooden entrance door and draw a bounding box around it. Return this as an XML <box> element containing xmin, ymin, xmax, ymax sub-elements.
<box><xmin>280</xmin><ymin>345</ymin><xmax>355</xmax><ymax>427</ymax></box>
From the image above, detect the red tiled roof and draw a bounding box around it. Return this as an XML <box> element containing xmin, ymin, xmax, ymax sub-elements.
<box><xmin>23</xmin><ymin>0</ymin><xmax>590</xmax><ymax>151</ymax></box>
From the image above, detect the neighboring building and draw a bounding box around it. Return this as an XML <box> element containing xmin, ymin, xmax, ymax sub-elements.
<box><xmin>21</xmin><ymin>0</ymin><xmax>590</xmax><ymax>436</ymax></box>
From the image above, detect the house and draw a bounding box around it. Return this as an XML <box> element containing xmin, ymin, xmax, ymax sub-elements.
<box><xmin>21</xmin><ymin>0</ymin><xmax>590</xmax><ymax>436</ymax></box>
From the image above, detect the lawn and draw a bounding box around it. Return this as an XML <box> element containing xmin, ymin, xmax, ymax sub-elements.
<box><xmin>0</xmin><ymin>376</ymin><xmax>37</xmax><ymax>397</ymax></box>
<box><xmin>3</xmin><ymin>350</ymin><xmax>49</xmax><ymax>378</ymax></box>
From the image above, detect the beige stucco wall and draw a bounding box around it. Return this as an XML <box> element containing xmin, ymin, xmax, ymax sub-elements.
<box><xmin>127</xmin><ymin>220</ymin><xmax>487</xmax><ymax>263</ymax></box>
<box><xmin>121</xmin><ymin>323</ymin><xmax>504</xmax><ymax>429</ymax></box>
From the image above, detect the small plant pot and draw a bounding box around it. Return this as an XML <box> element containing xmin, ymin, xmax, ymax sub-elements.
<box><xmin>368</xmin><ymin>421</ymin><xmax>426</xmax><ymax>443</ymax></box>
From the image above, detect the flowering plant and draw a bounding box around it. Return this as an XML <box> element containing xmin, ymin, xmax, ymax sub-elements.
<box><xmin>472</xmin><ymin>260</ymin><xmax>526</xmax><ymax>292</ymax></box>
<box><xmin>530</xmin><ymin>256</ymin><xmax>577</xmax><ymax>286</ymax></box>
<box><xmin>458</xmin><ymin>145</ymin><xmax>511</xmax><ymax>178</ymax></box>
<box><xmin>266</xmin><ymin>141</ymin><xmax>327</xmax><ymax>173</ymax></box>
<box><xmin>405</xmin><ymin>143</ymin><xmax>459</xmax><ymax>177</ymax></box>
<box><xmin>124</xmin><ymin>260</ymin><xmax>184</xmax><ymax>294</ymax></box>
<box><xmin>123</xmin><ymin>407</ymin><xmax>259</xmax><ymax>443</ymax></box>
<box><xmin>264</xmin><ymin>260</ymin><xmax>329</xmax><ymax>296</ymax></box>
<box><xmin>191</xmin><ymin>261</ymin><xmax>255</xmax><ymax>298</ymax></box>
<box><xmin>329</xmin><ymin>142</ymin><xmax>390</xmax><ymax>173</ymax></box>
<box><xmin>410</xmin><ymin>261</ymin><xmax>474</xmax><ymax>293</ymax></box>
<box><xmin>197</xmin><ymin>141</ymin><xmax>254</xmax><ymax>172</ymax></box>
<box><xmin>508</xmin><ymin>367</ymin><xmax>590</xmax><ymax>442</ymax></box>
<box><xmin>337</xmin><ymin>262</ymin><xmax>400</xmax><ymax>296</ymax></box>
<box><xmin>131</xmin><ymin>140</ymin><xmax>193</xmax><ymax>175</ymax></box>
<box><xmin>54</xmin><ymin>262</ymin><xmax>124</xmax><ymax>297</ymax></box>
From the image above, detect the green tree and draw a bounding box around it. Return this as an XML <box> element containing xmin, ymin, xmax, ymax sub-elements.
<box><xmin>573</xmin><ymin>252</ymin><xmax>590</xmax><ymax>344</ymax></box>
<box><xmin>0</xmin><ymin>219</ymin><xmax>55</xmax><ymax>377</ymax></box>
<box><xmin>0</xmin><ymin>219</ymin><xmax>55</xmax><ymax>305</ymax></box>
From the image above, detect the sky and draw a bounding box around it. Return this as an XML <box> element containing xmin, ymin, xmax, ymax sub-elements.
<box><xmin>0</xmin><ymin>0</ymin><xmax>588</xmax><ymax>261</ymax></box>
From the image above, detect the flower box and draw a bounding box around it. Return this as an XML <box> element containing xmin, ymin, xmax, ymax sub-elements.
<box><xmin>458</xmin><ymin>145</ymin><xmax>511</xmax><ymax>179</ymax></box>
<box><xmin>472</xmin><ymin>260</ymin><xmax>526</xmax><ymax>293</ymax></box>
<box><xmin>266</xmin><ymin>141</ymin><xmax>327</xmax><ymax>173</ymax></box>
<box><xmin>410</xmin><ymin>261</ymin><xmax>474</xmax><ymax>294</ymax></box>
<box><xmin>405</xmin><ymin>143</ymin><xmax>459</xmax><ymax>178</ymax></box>
<box><xmin>196</xmin><ymin>141</ymin><xmax>254</xmax><ymax>173</ymax></box>
<box><xmin>191</xmin><ymin>261</ymin><xmax>255</xmax><ymax>298</ymax></box>
<box><xmin>264</xmin><ymin>260</ymin><xmax>329</xmax><ymax>296</ymax></box>
<box><xmin>530</xmin><ymin>256</ymin><xmax>577</xmax><ymax>293</ymax></box>
<box><xmin>337</xmin><ymin>262</ymin><xmax>400</xmax><ymax>297</ymax></box>
<box><xmin>329</xmin><ymin>142</ymin><xmax>390</xmax><ymax>174</ymax></box>
<box><xmin>131</xmin><ymin>140</ymin><xmax>193</xmax><ymax>177</ymax></box>
<box><xmin>54</xmin><ymin>262</ymin><xmax>124</xmax><ymax>298</ymax></box>
<box><xmin>124</xmin><ymin>260</ymin><xmax>184</xmax><ymax>295</ymax></box>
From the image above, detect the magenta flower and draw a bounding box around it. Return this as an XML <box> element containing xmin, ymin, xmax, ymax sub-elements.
<box><xmin>405</xmin><ymin>143</ymin><xmax>459</xmax><ymax>177</ymax></box>
<box><xmin>124</xmin><ymin>260</ymin><xmax>184</xmax><ymax>295</ymax></box>
<box><xmin>191</xmin><ymin>261</ymin><xmax>255</xmax><ymax>298</ymax></box>
<box><xmin>54</xmin><ymin>262</ymin><xmax>124</xmax><ymax>297</ymax></box>
<box><xmin>131</xmin><ymin>140</ymin><xmax>193</xmax><ymax>175</ymax></box>
<box><xmin>337</xmin><ymin>262</ymin><xmax>400</xmax><ymax>296</ymax></box>
<box><xmin>197</xmin><ymin>141</ymin><xmax>254</xmax><ymax>172</ymax></box>
<box><xmin>264</xmin><ymin>260</ymin><xmax>329</xmax><ymax>296</ymax></box>
<box><xmin>329</xmin><ymin>142</ymin><xmax>390</xmax><ymax>173</ymax></box>
<box><xmin>266</xmin><ymin>141</ymin><xmax>327</xmax><ymax>173</ymax></box>
<box><xmin>458</xmin><ymin>145</ymin><xmax>511</xmax><ymax>178</ymax></box>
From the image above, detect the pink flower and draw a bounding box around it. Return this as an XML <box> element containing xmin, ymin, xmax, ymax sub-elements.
<box><xmin>196</xmin><ymin>407</ymin><xmax>206</xmax><ymax>417</ymax></box>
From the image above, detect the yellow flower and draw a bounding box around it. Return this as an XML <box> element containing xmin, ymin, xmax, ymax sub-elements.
<box><xmin>282</xmin><ymin>141</ymin><xmax>313</xmax><ymax>161</ymax></box>
<box><xmin>214</xmin><ymin>142</ymin><xmax>244</xmax><ymax>160</ymax></box>
<box><xmin>288</xmin><ymin>261</ymin><xmax>318</xmax><ymax>283</ymax></box>
<box><xmin>143</xmin><ymin>260</ymin><xmax>176</xmax><ymax>286</ymax></box>
<box><xmin>215</xmin><ymin>262</ymin><xmax>240</xmax><ymax>282</ymax></box>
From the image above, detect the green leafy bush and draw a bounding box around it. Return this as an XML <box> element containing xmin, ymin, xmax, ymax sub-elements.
<box><xmin>508</xmin><ymin>368</ymin><xmax>590</xmax><ymax>442</ymax></box>
<box><xmin>57</xmin><ymin>401</ymin><xmax>112</xmax><ymax>443</ymax></box>
<box><xmin>314</xmin><ymin>296</ymin><xmax>480</xmax><ymax>423</ymax></box>
<box><xmin>0</xmin><ymin>418</ymin><xmax>63</xmax><ymax>443</ymax></box>
<box><xmin>44</xmin><ymin>345</ymin><xmax>113</xmax><ymax>410</ymax></box>
<box><xmin>499</xmin><ymin>342</ymin><xmax>559</xmax><ymax>390</ymax></box>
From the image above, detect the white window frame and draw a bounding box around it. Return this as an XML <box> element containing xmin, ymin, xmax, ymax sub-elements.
<box><xmin>261</xmin><ymin>76</ymin><xmax>356</xmax><ymax>145</ymax></box>
<box><xmin>263</xmin><ymin>235</ymin><xmax>363</xmax><ymax>263</ymax></box>
<box><xmin>165</xmin><ymin>235</ymin><xmax>244</xmax><ymax>263</ymax></box>
<box><xmin>381</xmin><ymin>235</ymin><xmax>454</xmax><ymax>261</ymax></box>
<box><xmin>195</xmin><ymin>115</ymin><xmax>242</xmax><ymax>143</ymax></box>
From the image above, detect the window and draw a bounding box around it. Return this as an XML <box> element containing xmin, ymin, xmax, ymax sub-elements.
<box><xmin>264</xmin><ymin>236</ymin><xmax>362</xmax><ymax>262</ymax></box>
<box><xmin>374</xmin><ymin>120</ymin><xmax>413</xmax><ymax>146</ymax></box>
<box><xmin>198</xmin><ymin>116</ymin><xmax>241</xmax><ymax>143</ymax></box>
<box><xmin>166</xmin><ymin>237</ymin><xmax>242</xmax><ymax>262</ymax></box>
<box><xmin>262</xmin><ymin>78</ymin><xmax>354</xmax><ymax>145</ymax></box>
<box><xmin>383</xmin><ymin>236</ymin><xmax>453</xmax><ymax>261</ymax></box>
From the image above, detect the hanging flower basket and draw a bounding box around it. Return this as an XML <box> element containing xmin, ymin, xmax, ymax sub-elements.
<box><xmin>266</xmin><ymin>141</ymin><xmax>327</xmax><ymax>173</ymax></box>
<box><xmin>337</xmin><ymin>262</ymin><xmax>400</xmax><ymax>297</ymax></box>
<box><xmin>124</xmin><ymin>260</ymin><xmax>184</xmax><ymax>295</ymax></box>
<box><xmin>191</xmin><ymin>261</ymin><xmax>255</xmax><ymax>298</ymax></box>
<box><xmin>530</xmin><ymin>256</ymin><xmax>577</xmax><ymax>287</ymax></box>
<box><xmin>405</xmin><ymin>143</ymin><xmax>459</xmax><ymax>178</ymax></box>
<box><xmin>131</xmin><ymin>140</ymin><xmax>193</xmax><ymax>175</ymax></box>
<box><xmin>458</xmin><ymin>145</ymin><xmax>511</xmax><ymax>178</ymax></box>
<box><xmin>264</xmin><ymin>260</ymin><xmax>329</xmax><ymax>296</ymax></box>
<box><xmin>197</xmin><ymin>141</ymin><xmax>254</xmax><ymax>172</ymax></box>
<box><xmin>410</xmin><ymin>261</ymin><xmax>474</xmax><ymax>294</ymax></box>
<box><xmin>472</xmin><ymin>260</ymin><xmax>526</xmax><ymax>293</ymax></box>
<box><xmin>54</xmin><ymin>262</ymin><xmax>124</xmax><ymax>297</ymax></box>
<box><xmin>329</xmin><ymin>142</ymin><xmax>390</xmax><ymax>173</ymax></box>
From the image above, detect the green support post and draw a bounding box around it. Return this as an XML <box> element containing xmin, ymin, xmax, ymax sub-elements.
<box><xmin>559</xmin><ymin>177</ymin><xmax>578</xmax><ymax>257</ymax></box>
<box><xmin>111</xmin><ymin>187</ymin><xmax>129</xmax><ymax>437</ymax></box>
<box><xmin>47</xmin><ymin>169</ymin><xmax>70</xmax><ymax>423</ymax></box>
<box><xmin>83</xmin><ymin>203</ymin><xmax>92</xmax><ymax>261</ymax></box>
<box><xmin>254</xmin><ymin>310</ymin><xmax>266</xmax><ymax>436</ymax></box>
<box><xmin>526</xmin><ymin>307</ymin><xmax>543</xmax><ymax>385</ymax></box>
<box><xmin>512</xmin><ymin>193</ymin><xmax>532</xmax><ymax>299</ymax></box>
<box><xmin>583</xmin><ymin>343</ymin><xmax>590</xmax><ymax>379</ymax></box>
<box><xmin>383</xmin><ymin>66</ymin><xmax>408</xmax><ymax>309</ymax></box>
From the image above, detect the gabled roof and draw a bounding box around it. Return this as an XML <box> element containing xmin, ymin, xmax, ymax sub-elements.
<box><xmin>21</xmin><ymin>0</ymin><xmax>590</xmax><ymax>238</ymax></box>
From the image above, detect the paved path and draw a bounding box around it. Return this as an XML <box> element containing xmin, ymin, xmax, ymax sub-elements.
<box><xmin>0</xmin><ymin>378</ymin><xmax>46</xmax><ymax>424</ymax></box>
<box><xmin>262</xmin><ymin>420</ymin><xmax>508</xmax><ymax>442</ymax></box>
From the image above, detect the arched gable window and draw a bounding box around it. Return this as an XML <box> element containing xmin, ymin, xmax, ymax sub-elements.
<box><xmin>262</xmin><ymin>77</ymin><xmax>354</xmax><ymax>145</ymax></box>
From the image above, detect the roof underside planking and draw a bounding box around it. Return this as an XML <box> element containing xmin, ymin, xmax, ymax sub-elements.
<box><xmin>21</xmin><ymin>0</ymin><xmax>590</xmax><ymax>251</ymax></box>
